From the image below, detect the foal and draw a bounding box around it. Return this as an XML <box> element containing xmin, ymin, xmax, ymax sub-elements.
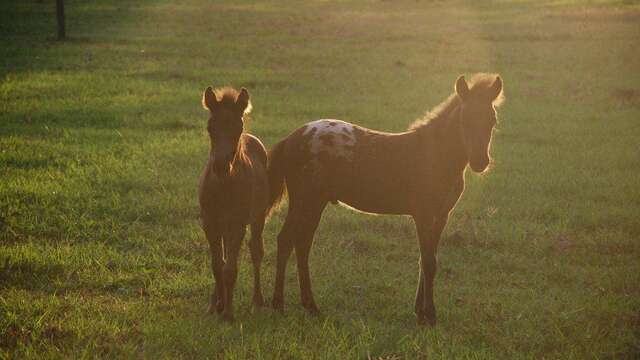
<box><xmin>198</xmin><ymin>86</ymin><xmax>268</xmax><ymax>322</ymax></box>
<box><xmin>266</xmin><ymin>74</ymin><xmax>504</xmax><ymax>325</ymax></box>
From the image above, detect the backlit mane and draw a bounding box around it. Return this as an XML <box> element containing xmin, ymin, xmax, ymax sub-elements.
<box><xmin>466</xmin><ymin>73</ymin><xmax>505</xmax><ymax>107</ymax></box>
<box><xmin>212</xmin><ymin>86</ymin><xmax>253</xmax><ymax>116</ymax></box>
<box><xmin>409</xmin><ymin>93</ymin><xmax>460</xmax><ymax>131</ymax></box>
<box><xmin>409</xmin><ymin>73</ymin><xmax>504</xmax><ymax>131</ymax></box>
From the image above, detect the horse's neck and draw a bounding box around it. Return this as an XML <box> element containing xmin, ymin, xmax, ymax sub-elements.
<box><xmin>234</xmin><ymin>136</ymin><xmax>250</xmax><ymax>166</ymax></box>
<box><xmin>429</xmin><ymin>108</ymin><xmax>468</xmax><ymax>173</ymax></box>
<box><xmin>206</xmin><ymin>139</ymin><xmax>249</xmax><ymax>181</ymax></box>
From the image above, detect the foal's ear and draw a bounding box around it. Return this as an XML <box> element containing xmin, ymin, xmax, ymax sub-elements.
<box><xmin>202</xmin><ymin>86</ymin><xmax>217</xmax><ymax>110</ymax></box>
<box><xmin>236</xmin><ymin>87</ymin><xmax>251</xmax><ymax>114</ymax></box>
<box><xmin>455</xmin><ymin>75</ymin><xmax>469</xmax><ymax>100</ymax></box>
<box><xmin>489</xmin><ymin>75</ymin><xmax>503</xmax><ymax>100</ymax></box>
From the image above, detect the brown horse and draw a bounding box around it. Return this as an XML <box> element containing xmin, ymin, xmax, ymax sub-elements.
<box><xmin>266</xmin><ymin>73</ymin><xmax>504</xmax><ymax>325</ymax></box>
<box><xmin>198</xmin><ymin>86</ymin><xmax>269</xmax><ymax>322</ymax></box>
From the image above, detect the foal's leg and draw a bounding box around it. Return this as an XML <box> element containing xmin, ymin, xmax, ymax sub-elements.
<box><xmin>415</xmin><ymin>180</ymin><xmax>463</xmax><ymax>324</ymax></box>
<box><xmin>249</xmin><ymin>218</ymin><xmax>265</xmax><ymax>307</ymax></box>
<box><xmin>204</xmin><ymin>224</ymin><xmax>224</xmax><ymax>314</ymax></box>
<box><xmin>221</xmin><ymin>225</ymin><xmax>246</xmax><ymax>322</ymax></box>
<box><xmin>272</xmin><ymin>211</ymin><xmax>296</xmax><ymax>311</ymax></box>
<box><xmin>293</xmin><ymin>201</ymin><xmax>326</xmax><ymax>315</ymax></box>
<box><xmin>415</xmin><ymin>215</ymin><xmax>448</xmax><ymax>319</ymax></box>
<box><xmin>414</xmin><ymin>214</ymin><xmax>442</xmax><ymax>326</ymax></box>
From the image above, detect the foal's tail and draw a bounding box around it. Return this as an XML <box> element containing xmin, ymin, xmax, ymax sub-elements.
<box><xmin>266</xmin><ymin>138</ymin><xmax>288</xmax><ymax>217</ymax></box>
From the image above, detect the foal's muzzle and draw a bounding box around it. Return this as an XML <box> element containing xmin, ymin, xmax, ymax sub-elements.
<box><xmin>469</xmin><ymin>158</ymin><xmax>490</xmax><ymax>173</ymax></box>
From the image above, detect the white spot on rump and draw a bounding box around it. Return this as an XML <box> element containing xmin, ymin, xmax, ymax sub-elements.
<box><xmin>302</xmin><ymin>119</ymin><xmax>356</xmax><ymax>160</ymax></box>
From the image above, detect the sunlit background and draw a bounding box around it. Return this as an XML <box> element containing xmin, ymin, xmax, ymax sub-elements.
<box><xmin>1</xmin><ymin>0</ymin><xmax>639</xmax><ymax>358</ymax></box>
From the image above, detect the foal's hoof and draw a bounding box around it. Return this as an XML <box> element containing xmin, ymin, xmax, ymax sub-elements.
<box><xmin>272</xmin><ymin>299</ymin><xmax>285</xmax><ymax>312</ymax></box>
<box><xmin>207</xmin><ymin>302</ymin><xmax>224</xmax><ymax>315</ymax></box>
<box><xmin>252</xmin><ymin>294</ymin><xmax>265</xmax><ymax>307</ymax></box>
<box><xmin>221</xmin><ymin>312</ymin><xmax>235</xmax><ymax>323</ymax></box>
<box><xmin>416</xmin><ymin>313</ymin><xmax>436</xmax><ymax>327</ymax></box>
<box><xmin>304</xmin><ymin>304</ymin><xmax>321</xmax><ymax>317</ymax></box>
<box><xmin>208</xmin><ymin>302</ymin><xmax>224</xmax><ymax>315</ymax></box>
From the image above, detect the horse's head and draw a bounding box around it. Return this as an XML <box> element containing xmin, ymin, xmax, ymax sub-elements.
<box><xmin>455</xmin><ymin>74</ymin><xmax>504</xmax><ymax>173</ymax></box>
<box><xmin>202</xmin><ymin>86</ymin><xmax>251</xmax><ymax>177</ymax></box>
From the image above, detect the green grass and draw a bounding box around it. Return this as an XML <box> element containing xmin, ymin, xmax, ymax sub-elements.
<box><xmin>1</xmin><ymin>0</ymin><xmax>639</xmax><ymax>358</ymax></box>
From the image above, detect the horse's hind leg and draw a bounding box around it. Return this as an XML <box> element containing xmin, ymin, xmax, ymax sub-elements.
<box><xmin>293</xmin><ymin>200</ymin><xmax>326</xmax><ymax>315</ymax></box>
<box><xmin>272</xmin><ymin>211</ymin><xmax>295</xmax><ymax>311</ymax></box>
<box><xmin>249</xmin><ymin>218</ymin><xmax>265</xmax><ymax>307</ymax></box>
<box><xmin>415</xmin><ymin>259</ymin><xmax>425</xmax><ymax>316</ymax></box>
<box><xmin>204</xmin><ymin>223</ymin><xmax>224</xmax><ymax>314</ymax></box>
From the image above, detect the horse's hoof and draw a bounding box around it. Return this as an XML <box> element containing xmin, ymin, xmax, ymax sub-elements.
<box><xmin>305</xmin><ymin>304</ymin><xmax>320</xmax><ymax>316</ymax></box>
<box><xmin>207</xmin><ymin>304</ymin><xmax>216</xmax><ymax>314</ymax></box>
<box><xmin>253</xmin><ymin>294</ymin><xmax>265</xmax><ymax>307</ymax></box>
<box><xmin>222</xmin><ymin>312</ymin><xmax>235</xmax><ymax>323</ymax></box>
<box><xmin>417</xmin><ymin>313</ymin><xmax>436</xmax><ymax>327</ymax></box>
<box><xmin>213</xmin><ymin>302</ymin><xmax>224</xmax><ymax>314</ymax></box>
<box><xmin>208</xmin><ymin>301</ymin><xmax>224</xmax><ymax>315</ymax></box>
<box><xmin>272</xmin><ymin>299</ymin><xmax>284</xmax><ymax>312</ymax></box>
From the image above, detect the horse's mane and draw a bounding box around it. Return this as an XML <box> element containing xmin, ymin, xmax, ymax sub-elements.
<box><xmin>408</xmin><ymin>93</ymin><xmax>460</xmax><ymax>131</ymax></box>
<box><xmin>465</xmin><ymin>73</ymin><xmax>505</xmax><ymax>107</ymax></box>
<box><xmin>212</xmin><ymin>86</ymin><xmax>253</xmax><ymax>116</ymax></box>
<box><xmin>232</xmin><ymin>135</ymin><xmax>251</xmax><ymax>174</ymax></box>
<box><xmin>408</xmin><ymin>73</ymin><xmax>504</xmax><ymax>131</ymax></box>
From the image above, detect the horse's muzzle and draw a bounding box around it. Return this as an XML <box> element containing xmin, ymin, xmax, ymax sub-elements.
<box><xmin>469</xmin><ymin>159</ymin><xmax>490</xmax><ymax>173</ymax></box>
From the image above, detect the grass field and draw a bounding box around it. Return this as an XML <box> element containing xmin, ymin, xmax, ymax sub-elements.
<box><xmin>1</xmin><ymin>0</ymin><xmax>640</xmax><ymax>358</ymax></box>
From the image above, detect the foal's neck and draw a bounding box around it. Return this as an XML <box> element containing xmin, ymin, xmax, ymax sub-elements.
<box><xmin>208</xmin><ymin>135</ymin><xmax>247</xmax><ymax>179</ymax></box>
<box><xmin>443</xmin><ymin>108</ymin><xmax>469</xmax><ymax>173</ymax></box>
<box><xmin>232</xmin><ymin>136</ymin><xmax>251</xmax><ymax>174</ymax></box>
<box><xmin>422</xmin><ymin>106</ymin><xmax>468</xmax><ymax>173</ymax></box>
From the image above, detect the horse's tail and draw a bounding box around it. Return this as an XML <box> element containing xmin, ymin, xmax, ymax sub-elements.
<box><xmin>266</xmin><ymin>138</ymin><xmax>288</xmax><ymax>218</ymax></box>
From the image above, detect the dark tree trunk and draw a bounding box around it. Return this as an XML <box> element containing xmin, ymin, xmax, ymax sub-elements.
<box><xmin>56</xmin><ymin>0</ymin><xmax>65</xmax><ymax>40</ymax></box>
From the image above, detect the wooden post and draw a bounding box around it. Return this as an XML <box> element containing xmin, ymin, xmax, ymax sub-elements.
<box><xmin>56</xmin><ymin>0</ymin><xmax>65</xmax><ymax>40</ymax></box>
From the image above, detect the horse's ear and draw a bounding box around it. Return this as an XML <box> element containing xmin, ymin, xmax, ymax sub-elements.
<box><xmin>455</xmin><ymin>75</ymin><xmax>469</xmax><ymax>100</ymax></box>
<box><xmin>202</xmin><ymin>86</ymin><xmax>217</xmax><ymax>110</ymax></box>
<box><xmin>489</xmin><ymin>75</ymin><xmax>503</xmax><ymax>100</ymax></box>
<box><xmin>236</xmin><ymin>87</ymin><xmax>251</xmax><ymax>114</ymax></box>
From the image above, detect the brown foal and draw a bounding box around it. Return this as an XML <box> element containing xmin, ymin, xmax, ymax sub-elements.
<box><xmin>198</xmin><ymin>86</ymin><xmax>268</xmax><ymax>322</ymax></box>
<box><xmin>266</xmin><ymin>73</ymin><xmax>505</xmax><ymax>325</ymax></box>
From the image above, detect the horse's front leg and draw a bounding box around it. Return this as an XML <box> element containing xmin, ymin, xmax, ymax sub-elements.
<box><xmin>415</xmin><ymin>179</ymin><xmax>463</xmax><ymax>325</ymax></box>
<box><xmin>221</xmin><ymin>225</ymin><xmax>246</xmax><ymax>322</ymax></box>
<box><xmin>204</xmin><ymin>222</ymin><xmax>224</xmax><ymax>314</ymax></box>
<box><xmin>413</xmin><ymin>212</ymin><xmax>444</xmax><ymax>326</ymax></box>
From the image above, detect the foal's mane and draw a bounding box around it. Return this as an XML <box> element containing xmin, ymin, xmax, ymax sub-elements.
<box><xmin>212</xmin><ymin>86</ymin><xmax>253</xmax><ymax>117</ymax></box>
<box><xmin>408</xmin><ymin>73</ymin><xmax>504</xmax><ymax>132</ymax></box>
<box><xmin>408</xmin><ymin>93</ymin><xmax>460</xmax><ymax>131</ymax></box>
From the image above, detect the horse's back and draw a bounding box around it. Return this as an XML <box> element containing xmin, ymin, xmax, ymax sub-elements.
<box><xmin>275</xmin><ymin>119</ymin><xmax>418</xmax><ymax>214</ymax></box>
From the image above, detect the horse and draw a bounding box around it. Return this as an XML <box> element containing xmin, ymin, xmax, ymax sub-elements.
<box><xmin>265</xmin><ymin>73</ymin><xmax>504</xmax><ymax>325</ymax></box>
<box><xmin>198</xmin><ymin>86</ymin><xmax>269</xmax><ymax>322</ymax></box>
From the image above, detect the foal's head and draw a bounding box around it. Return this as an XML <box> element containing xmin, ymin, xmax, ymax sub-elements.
<box><xmin>202</xmin><ymin>86</ymin><xmax>251</xmax><ymax>177</ymax></box>
<box><xmin>455</xmin><ymin>74</ymin><xmax>504</xmax><ymax>173</ymax></box>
